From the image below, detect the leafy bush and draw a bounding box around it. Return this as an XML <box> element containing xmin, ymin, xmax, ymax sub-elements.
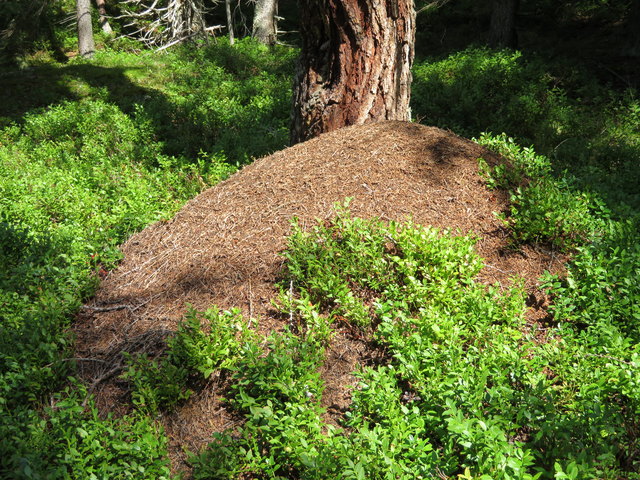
<box><xmin>122</xmin><ymin>353</ymin><xmax>191</xmax><ymax>415</ymax></box>
<box><xmin>0</xmin><ymin>41</ymin><xmax>297</xmax><ymax>479</ymax></box>
<box><xmin>476</xmin><ymin>133</ymin><xmax>551</xmax><ymax>189</ymax></box>
<box><xmin>190</xmin><ymin>323</ymin><xmax>329</xmax><ymax>479</ymax></box>
<box><xmin>412</xmin><ymin>47</ymin><xmax>640</xmax><ymax>179</ymax></box>
<box><xmin>122</xmin><ymin>307</ymin><xmax>251</xmax><ymax>414</ymax></box>
<box><xmin>1</xmin><ymin>385</ymin><xmax>171</xmax><ymax>479</ymax></box>
<box><xmin>0</xmin><ymin>100</ymin><xmax>226</xmax><ymax>268</ymax></box>
<box><xmin>168</xmin><ymin>307</ymin><xmax>249</xmax><ymax>377</ymax></box>
<box><xmin>232</xmin><ymin>329</ymin><xmax>325</xmax><ymax>409</ymax></box>
<box><xmin>476</xmin><ymin>133</ymin><xmax>612</xmax><ymax>250</ymax></box>
<box><xmin>412</xmin><ymin>48</ymin><xmax>571</xmax><ymax>149</ymax></box>
<box><xmin>281</xmin><ymin>201</ymin><xmax>483</xmax><ymax>328</ymax></box>
<box><xmin>99</xmin><ymin>37</ymin><xmax>296</xmax><ymax>161</ymax></box>
<box><xmin>192</xmin><ymin>205</ymin><xmax>640</xmax><ymax>479</ymax></box>
<box><xmin>474</xmin><ymin>132</ymin><xmax>640</xmax><ymax>476</ymax></box>
<box><xmin>505</xmin><ymin>179</ymin><xmax>607</xmax><ymax>249</ymax></box>
<box><xmin>0</xmin><ymin>98</ymin><xmax>221</xmax><ymax>478</ymax></box>
<box><xmin>544</xmin><ymin>221</ymin><xmax>640</xmax><ymax>343</ymax></box>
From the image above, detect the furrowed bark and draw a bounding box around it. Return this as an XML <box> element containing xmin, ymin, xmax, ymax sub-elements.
<box><xmin>291</xmin><ymin>0</ymin><xmax>416</xmax><ymax>144</ymax></box>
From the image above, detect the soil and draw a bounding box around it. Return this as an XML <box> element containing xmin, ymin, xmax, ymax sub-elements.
<box><xmin>73</xmin><ymin>121</ymin><xmax>566</xmax><ymax>474</ymax></box>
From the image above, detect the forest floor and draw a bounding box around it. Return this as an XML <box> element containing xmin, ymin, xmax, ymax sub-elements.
<box><xmin>74</xmin><ymin>121</ymin><xmax>566</xmax><ymax>473</ymax></box>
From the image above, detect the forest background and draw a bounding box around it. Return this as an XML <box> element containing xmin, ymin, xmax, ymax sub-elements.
<box><xmin>0</xmin><ymin>0</ymin><xmax>639</xmax><ymax>479</ymax></box>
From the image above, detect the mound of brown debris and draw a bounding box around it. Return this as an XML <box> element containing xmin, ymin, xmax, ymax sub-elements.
<box><xmin>74</xmin><ymin>121</ymin><xmax>564</xmax><ymax>472</ymax></box>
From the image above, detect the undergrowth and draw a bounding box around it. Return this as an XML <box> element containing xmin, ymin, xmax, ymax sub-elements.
<box><xmin>122</xmin><ymin>307</ymin><xmax>252</xmax><ymax>415</ymax></box>
<box><xmin>0</xmin><ymin>37</ymin><xmax>293</xmax><ymax>478</ymax></box>
<box><xmin>0</xmin><ymin>96</ymin><xmax>225</xmax><ymax>478</ymax></box>
<box><xmin>181</xmin><ymin>203</ymin><xmax>640</xmax><ymax>479</ymax></box>
<box><xmin>1</xmin><ymin>26</ymin><xmax>639</xmax><ymax>480</ymax></box>
<box><xmin>412</xmin><ymin>47</ymin><xmax>640</xmax><ymax>167</ymax></box>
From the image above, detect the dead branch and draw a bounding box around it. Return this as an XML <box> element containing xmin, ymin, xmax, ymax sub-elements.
<box><xmin>117</xmin><ymin>0</ymin><xmax>218</xmax><ymax>49</ymax></box>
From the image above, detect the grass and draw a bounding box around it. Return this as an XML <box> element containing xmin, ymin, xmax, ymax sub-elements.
<box><xmin>0</xmin><ymin>16</ymin><xmax>639</xmax><ymax>480</ymax></box>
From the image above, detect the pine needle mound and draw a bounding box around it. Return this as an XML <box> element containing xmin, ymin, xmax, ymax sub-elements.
<box><xmin>74</xmin><ymin>121</ymin><xmax>564</xmax><ymax>470</ymax></box>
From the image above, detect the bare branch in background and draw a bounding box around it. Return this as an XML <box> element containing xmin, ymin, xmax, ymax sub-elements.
<box><xmin>118</xmin><ymin>0</ymin><xmax>220</xmax><ymax>49</ymax></box>
<box><xmin>416</xmin><ymin>0</ymin><xmax>453</xmax><ymax>15</ymax></box>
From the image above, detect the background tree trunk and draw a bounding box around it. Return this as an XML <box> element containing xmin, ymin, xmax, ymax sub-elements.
<box><xmin>76</xmin><ymin>0</ymin><xmax>95</xmax><ymax>58</ymax></box>
<box><xmin>291</xmin><ymin>0</ymin><xmax>416</xmax><ymax>144</ymax></box>
<box><xmin>488</xmin><ymin>0</ymin><xmax>519</xmax><ymax>48</ymax></box>
<box><xmin>252</xmin><ymin>0</ymin><xmax>278</xmax><ymax>45</ymax></box>
<box><xmin>95</xmin><ymin>0</ymin><xmax>113</xmax><ymax>35</ymax></box>
<box><xmin>625</xmin><ymin>0</ymin><xmax>640</xmax><ymax>56</ymax></box>
<box><xmin>226</xmin><ymin>0</ymin><xmax>235</xmax><ymax>45</ymax></box>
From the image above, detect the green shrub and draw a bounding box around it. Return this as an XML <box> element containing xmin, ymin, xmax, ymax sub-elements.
<box><xmin>412</xmin><ymin>47</ymin><xmax>640</xmax><ymax>184</ymax></box>
<box><xmin>232</xmin><ymin>329</ymin><xmax>325</xmax><ymax>409</ymax></box>
<box><xmin>505</xmin><ymin>180</ymin><xmax>606</xmax><ymax>249</ymax></box>
<box><xmin>544</xmin><ymin>221</ymin><xmax>640</xmax><ymax>343</ymax></box>
<box><xmin>122</xmin><ymin>307</ymin><xmax>252</xmax><ymax>414</ymax></box>
<box><xmin>474</xmin><ymin>133</ymin><xmax>640</xmax><ymax>476</ymax></box>
<box><xmin>281</xmin><ymin>200</ymin><xmax>483</xmax><ymax>328</ymax></box>
<box><xmin>476</xmin><ymin>133</ymin><xmax>551</xmax><ymax>189</ymax></box>
<box><xmin>122</xmin><ymin>353</ymin><xmax>191</xmax><ymax>415</ymax></box>
<box><xmin>412</xmin><ymin>48</ymin><xmax>570</xmax><ymax>149</ymax></box>
<box><xmin>191</xmin><ymin>326</ymin><xmax>329</xmax><ymax>479</ymax></box>
<box><xmin>192</xmin><ymin>205</ymin><xmax>640</xmax><ymax>479</ymax></box>
<box><xmin>0</xmin><ymin>98</ymin><xmax>220</xmax><ymax>477</ymax></box>
<box><xmin>115</xmin><ymin>37</ymin><xmax>296</xmax><ymax>161</ymax></box>
<box><xmin>168</xmin><ymin>307</ymin><xmax>249</xmax><ymax>377</ymax></box>
<box><xmin>476</xmin><ymin>133</ymin><xmax>611</xmax><ymax>250</ymax></box>
<box><xmin>1</xmin><ymin>386</ymin><xmax>171</xmax><ymax>479</ymax></box>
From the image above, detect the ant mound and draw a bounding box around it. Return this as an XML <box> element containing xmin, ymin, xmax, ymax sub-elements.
<box><xmin>75</xmin><ymin>121</ymin><xmax>563</xmax><ymax>470</ymax></box>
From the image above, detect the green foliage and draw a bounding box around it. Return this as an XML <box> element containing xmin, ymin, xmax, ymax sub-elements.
<box><xmin>0</xmin><ymin>0</ymin><xmax>69</xmax><ymax>65</ymax></box>
<box><xmin>1</xmin><ymin>36</ymin><xmax>295</xmax><ymax>164</ymax></box>
<box><xmin>154</xmin><ymin>37</ymin><xmax>295</xmax><ymax>161</ymax></box>
<box><xmin>505</xmin><ymin>180</ymin><xmax>605</xmax><ymax>249</ymax></box>
<box><xmin>191</xmin><ymin>325</ymin><xmax>329</xmax><ymax>479</ymax></box>
<box><xmin>412</xmin><ymin>47</ymin><xmax>640</xmax><ymax>179</ymax></box>
<box><xmin>476</xmin><ymin>133</ymin><xmax>612</xmax><ymax>250</ymax></box>
<box><xmin>544</xmin><ymin>221</ymin><xmax>640</xmax><ymax>342</ymax></box>
<box><xmin>122</xmin><ymin>354</ymin><xmax>191</xmax><ymax>415</ymax></box>
<box><xmin>2</xmin><ymin>16</ymin><xmax>639</xmax><ymax>479</ymax></box>
<box><xmin>168</xmin><ymin>307</ymin><xmax>249</xmax><ymax>377</ymax></box>
<box><xmin>64</xmin><ymin>37</ymin><xmax>295</xmax><ymax>162</ymax></box>
<box><xmin>0</xmin><ymin>40</ymin><xmax>297</xmax><ymax>479</ymax></box>
<box><xmin>412</xmin><ymin>48</ymin><xmax>571</xmax><ymax>149</ymax></box>
<box><xmin>473</xmin><ymin>129</ymin><xmax>640</xmax><ymax>476</ymax></box>
<box><xmin>281</xmin><ymin>200</ymin><xmax>483</xmax><ymax>328</ymax></box>
<box><xmin>0</xmin><ymin>97</ymin><xmax>219</xmax><ymax>476</ymax></box>
<box><xmin>1</xmin><ymin>385</ymin><xmax>171</xmax><ymax>479</ymax></box>
<box><xmin>0</xmin><ymin>100</ymin><xmax>223</xmax><ymax>269</ymax></box>
<box><xmin>122</xmin><ymin>307</ymin><xmax>251</xmax><ymax>414</ymax></box>
<box><xmin>192</xmin><ymin>205</ymin><xmax>640</xmax><ymax>479</ymax></box>
<box><xmin>232</xmin><ymin>329</ymin><xmax>326</xmax><ymax>409</ymax></box>
<box><xmin>476</xmin><ymin>133</ymin><xmax>551</xmax><ymax>189</ymax></box>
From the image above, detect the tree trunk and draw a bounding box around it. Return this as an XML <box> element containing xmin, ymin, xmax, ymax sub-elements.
<box><xmin>226</xmin><ymin>0</ymin><xmax>235</xmax><ymax>45</ymax></box>
<box><xmin>625</xmin><ymin>0</ymin><xmax>640</xmax><ymax>56</ymax></box>
<box><xmin>488</xmin><ymin>0</ymin><xmax>519</xmax><ymax>48</ymax></box>
<box><xmin>252</xmin><ymin>0</ymin><xmax>278</xmax><ymax>45</ymax></box>
<box><xmin>291</xmin><ymin>0</ymin><xmax>416</xmax><ymax>144</ymax></box>
<box><xmin>76</xmin><ymin>0</ymin><xmax>95</xmax><ymax>58</ymax></box>
<box><xmin>95</xmin><ymin>0</ymin><xmax>113</xmax><ymax>35</ymax></box>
